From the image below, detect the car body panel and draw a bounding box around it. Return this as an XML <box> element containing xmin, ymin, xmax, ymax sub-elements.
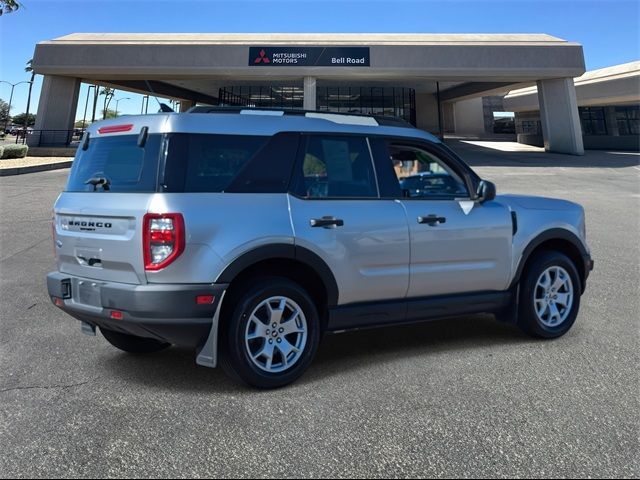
<box><xmin>401</xmin><ymin>198</ymin><xmax>514</xmax><ymax>296</ymax></box>
<box><xmin>288</xmin><ymin>195</ymin><xmax>411</xmax><ymax>305</ymax></box>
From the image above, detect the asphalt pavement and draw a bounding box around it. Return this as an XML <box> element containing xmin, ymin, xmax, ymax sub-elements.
<box><xmin>0</xmin><ymin>142</ymin><xmax>638</xmax><ymax>478</ymax></box>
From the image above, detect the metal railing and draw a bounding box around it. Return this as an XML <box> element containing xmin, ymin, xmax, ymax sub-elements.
<box><xmin>13</xmin><ymin>129</ymin><xmax>83</xmax><ymax>148</ymax></box>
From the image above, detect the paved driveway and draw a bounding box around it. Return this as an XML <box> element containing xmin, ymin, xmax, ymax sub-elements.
<box><xmin>0</xmin><ymin>143</ymin><xmax>638</xmax><ymax>478</ymax></box>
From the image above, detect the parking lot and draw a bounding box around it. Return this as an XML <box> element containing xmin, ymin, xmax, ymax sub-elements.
<box><xmin>0</xmin><ymin>142</ymin><xmax>638</xmax><ymax>478</ymax></box>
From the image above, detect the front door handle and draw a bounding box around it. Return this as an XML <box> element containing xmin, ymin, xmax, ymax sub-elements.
<box><xmin>310</xmin><ymin>216</ymin><xmax>344</xmax><ymax>228</ymax></box>
<box><xmin>418</xmin><ymin>214</ymin><xmax>446</xmax><ymax>226</ymax></box>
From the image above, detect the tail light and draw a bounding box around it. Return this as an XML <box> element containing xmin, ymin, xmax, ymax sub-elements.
<box><xmin>143</xmin><ymin>213</ymin><xmax>185</xmax><ymax>271</ymax></box>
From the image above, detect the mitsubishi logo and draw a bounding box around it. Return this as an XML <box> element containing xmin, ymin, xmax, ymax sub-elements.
<box><xmin>254</xmin><ymin>49</ymin><xmax>271</xmax><ymax>64</ymax></box>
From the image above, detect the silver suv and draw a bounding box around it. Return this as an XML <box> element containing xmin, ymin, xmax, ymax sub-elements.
<box><xmin>47</xmin><ymin>109</ymin><xmax>593</xmax><ymax>388</ymax></box>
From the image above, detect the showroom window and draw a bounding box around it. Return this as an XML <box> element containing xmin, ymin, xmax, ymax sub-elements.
<box><xmin>579</xmin><ymin>107</ymin><xmax>608</xmax><ymax>135</ymax></box>
<box><xmin>615</xmin><ymin>106</ymin><xmax>640</xmax><ymax>135</ymax></box>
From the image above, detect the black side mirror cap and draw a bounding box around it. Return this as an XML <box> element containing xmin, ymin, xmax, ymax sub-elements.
<box><xmin>477</xmin><ymin>180</ymin><xmax>497</xmax><ymax>203</ymax></box>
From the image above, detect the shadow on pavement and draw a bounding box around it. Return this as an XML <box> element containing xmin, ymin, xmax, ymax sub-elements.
<box><xmin>101</xmin><ymin>314</ymin><xmax>528</xmax><ymax>392</ymax></box>
<box><xmin>446</xmin><ymin>139</ymin><xmax>640</xmax><ymax>169</ymax></box>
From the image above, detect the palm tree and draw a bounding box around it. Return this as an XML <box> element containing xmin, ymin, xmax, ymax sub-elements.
<box><xmin>23</xmin><ymin>59</ymin><xmax>35</xmax><ymax>132</ymax></box>
<box><xmin>100</xmin><ymin>87</ymin><xmax>115</xmax><ymax>120</ymax></box>
<box><xmin>0</xmin><ymin>0</ymin><xmax>21</xmax><ymax>16</ymax></box>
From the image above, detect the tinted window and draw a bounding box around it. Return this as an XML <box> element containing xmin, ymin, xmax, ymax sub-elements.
<box><xmin>66</xmin><ymin>134</ymin><xmax>162</xmax><ymax>193</ymax></box>
<box><xmin>388</xmin><ymin>144</ymin><xmax>468</xmax><ymax>198</ymax></box>
<box><xmin>162</xmin><ymin>134</ymin><xmax>268</xmax><ymax>193</ymax></box>
<box><xmin>294</xmin><ymin>136</ymin><xmax>378</xmax><ymax>198</ymax></box>
<box><xmin>226</xmin><ymin>133</ymin><xmax>300</xmax><ymax>193</ymax></box>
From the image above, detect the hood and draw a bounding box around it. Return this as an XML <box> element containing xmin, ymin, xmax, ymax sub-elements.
<box><xmin>497</xmin><ymin>194</ymin><xmax>582</xmax><ymax>212</ymax></box>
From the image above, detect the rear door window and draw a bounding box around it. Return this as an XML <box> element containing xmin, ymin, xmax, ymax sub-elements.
<box><xmin>66</xmin><ymin>134</ymin><xmax>162</xmax><ymax>192</ymax></box>
<box><xmin>292</xmin><ymin>135</ymin><xmax>379</xmax><ymax>199</ymax></box>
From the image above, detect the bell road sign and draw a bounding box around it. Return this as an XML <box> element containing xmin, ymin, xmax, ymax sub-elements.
<box><xmin>249</xmin><ymin>47</ymin><xmax>370</xmax><ymax>67</ymax></box>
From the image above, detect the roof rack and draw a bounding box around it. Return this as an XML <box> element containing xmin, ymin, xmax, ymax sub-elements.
<box><xmin>186</xmin><ymin>106</ymin><xmax>413</xmax><ymax>128</ymax></box>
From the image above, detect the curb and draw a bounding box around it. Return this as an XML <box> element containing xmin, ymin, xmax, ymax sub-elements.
<box><xmin>0</xmin><ymin>161</ymin><xmax>73</xmax><ymax>176</ymax></box>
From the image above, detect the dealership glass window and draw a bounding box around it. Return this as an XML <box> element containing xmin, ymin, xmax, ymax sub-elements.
<box><xmin>615</xmin><ymin>106</ymin><xmax>639</xmax><ymax>136</ymax></box>
<box><xmin>517</xmin><ymin>120</ymin><xmax>540</xmax><ymax>135</ymax></box>
<box><xmin>219</xmin><ymin>86</ymin><xmax>304</xmax><ymax>110</ymax></box>
<box><xmin>316</xmin><ymin>86</ymin><xmax>416</xmax><ymax>125</ymax></box>
<box><xmin>219</xmin><ymin>85</ymin><xmax>417</xmax><ymax>125</ymax></box>
<box><xmin>579</xmin><ymin>107</ymin><xmax>607</xmax><ymax>135</ymax></box>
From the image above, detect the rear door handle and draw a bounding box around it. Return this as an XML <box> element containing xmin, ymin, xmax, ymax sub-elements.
<box><xmin>418</xmin><ymin>214</ymin><xmax>446</xmax><ymax>226</ymax></box>
<box><xmin>310</xmin><ymin>216</ymin><xmax>344</xmax><ymax>228</ymax></box>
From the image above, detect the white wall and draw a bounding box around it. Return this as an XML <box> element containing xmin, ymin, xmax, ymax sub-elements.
<box><xmin>452</xmin><ymin>97</ymin><xmax>485</xmax><ymax>135</ymax></box>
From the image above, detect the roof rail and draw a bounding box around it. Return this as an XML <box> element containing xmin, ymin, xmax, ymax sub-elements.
<box><xmin>186</xmin><ymin>106</ymin><xmax>413</xmax><ymax>128</ymax></box>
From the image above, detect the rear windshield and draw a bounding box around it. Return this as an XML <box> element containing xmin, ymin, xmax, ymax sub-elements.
<box><xmin>66</xmin><ymin>133</ymin><xmax>269</xmax><ymax>193</ymax></box>
<box><xmin>66</xmin><ymin>134</ymin><xmax>162</xmax><ymax>192</ymax></box>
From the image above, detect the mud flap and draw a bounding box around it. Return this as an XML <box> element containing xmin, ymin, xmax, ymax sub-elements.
<box><xmin>195</xmin><ymin>291</ymin><xmax>227</xmax><ymax>368</ymax></box>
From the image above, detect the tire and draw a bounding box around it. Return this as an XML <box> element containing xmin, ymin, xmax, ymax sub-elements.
<box><xmin>100</xmin><ymin>327</ymin><xmax>171</xmax><ymax>354</ymax></box>
<box><xmin>219</xmin><ymin>277</ymin><xmax>321</xmax><ymax>389</ymax></box>
<box><xmin>517</xmin><ymin>250</ymin><xmax>581</xmax><ymax>339</ymax></box>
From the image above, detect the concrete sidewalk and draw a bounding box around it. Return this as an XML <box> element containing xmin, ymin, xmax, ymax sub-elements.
<box><xmin>0</xmin><ymin>156</ymin><xmax>73</xmax><ymax>176</ymax></box>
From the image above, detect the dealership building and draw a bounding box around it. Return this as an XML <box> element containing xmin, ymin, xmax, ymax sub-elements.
<box><xmin>504</xmin><ymin>61</ymin><xmax>640</xmax><ymax>151</ymax></box>
<box><xmin>31</xmin><ymin>33</ymin><xmax>591</xmax><ymax>154</ymax></box>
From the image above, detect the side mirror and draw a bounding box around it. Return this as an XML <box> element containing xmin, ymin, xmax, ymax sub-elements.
<box><xmin>476</xmin><ymin>180</ymin><xmax>497</xmax><ymax>203</ymax></box>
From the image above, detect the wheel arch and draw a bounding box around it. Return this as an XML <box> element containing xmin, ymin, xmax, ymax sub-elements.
<box><xmin>511</xmin><ymin>228</ymin><xmax>589</xmax><ymax>293</ymax></box>
<box><xmin>216</xmin><ymin>243</ymin><xmax>339</xmax><ymax>316</ymax></box>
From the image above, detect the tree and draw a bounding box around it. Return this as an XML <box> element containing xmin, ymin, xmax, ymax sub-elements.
<box><xmin>11</xmin><ymin>112</ymin><xmax>36</xmax><ymax>127</ymax></box>
<box><xmin>74</xmin><ymin>109</ymin><xmax>116</xmax><ymax>129</ymax></box>
<box><xmin>23</xmin><ymin>59</ymin><xmax>36</xmax><ymax>130</ymax></box>
<box><xmin>100</xmin><ymin>87</ymin><xmax>115</xmax><ymax>120</ymax></box>
<box><xmin>0</xmin><ymin>98</ymin><xmax>9</xmax><ymax>125</ymax></box>
<box><xmin>0</xmin><ymin>0</ymin><xmax>20</xmax><ymax>15</ymax></box>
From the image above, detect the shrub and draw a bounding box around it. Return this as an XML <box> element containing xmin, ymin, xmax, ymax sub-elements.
<box><xmin>0</xmin><ymin>146</ymin><xmax>4</xmax><ymax>158</ymax></box>
<box><xmin>1</xmin><ymin>144</ymin><xmax>28</xmax><ymax>159</ymax></box>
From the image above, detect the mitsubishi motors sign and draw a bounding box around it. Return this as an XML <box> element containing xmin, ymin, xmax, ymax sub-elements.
<box><xmin>249</xmin><ymin>47</ymin><xmax>370</xmax><ymax>67</ymax></box>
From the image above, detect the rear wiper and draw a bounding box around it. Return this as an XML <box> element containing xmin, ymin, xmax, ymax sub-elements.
<box><xmin>85</xmin><ymin>177</ymin><xmax>111</xmax><ymax>191</ymax></box>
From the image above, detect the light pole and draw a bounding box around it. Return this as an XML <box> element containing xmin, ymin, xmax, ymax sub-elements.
<box><xmin>0</xmin><ymin>80</ymin><xmax>32</xmax><ymax>134</ymax></box>
<box><xmin>114</xmin><ymin>97</ymin><xmax>130</xmax><ymax>117</ymax></box>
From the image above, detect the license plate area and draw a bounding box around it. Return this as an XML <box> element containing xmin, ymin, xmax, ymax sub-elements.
<box><xmin>74</xmin><ymin>279</ymin><xmax>102</xmax><ymax>308</ymax></box>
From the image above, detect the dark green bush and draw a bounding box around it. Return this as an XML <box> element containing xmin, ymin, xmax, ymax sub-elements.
<box><xmin>1</xmin><ymin>144</ymin><xmax>28</xmax><ymax>159</ymax></box>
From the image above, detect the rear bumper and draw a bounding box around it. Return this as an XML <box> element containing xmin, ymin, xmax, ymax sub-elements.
<box><xmin>47</xmin><ymin>271</ymin><xmax>227</xmax><ymax>347</ymax></box>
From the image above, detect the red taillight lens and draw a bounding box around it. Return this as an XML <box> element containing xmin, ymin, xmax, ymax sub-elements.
<box><xmin>110</xmin><ymin>310</ymin><xmax>123</xmax><ymax>320</ymax></box>
<box><xmin>143</xmin><ymin>213</ymin><xmax>185</xmax><ymax>271</ymax></box>
<box><xmin>196</xmin><ymin>295</ymin><xmax>215</xmax><ymax>305</ymax></box>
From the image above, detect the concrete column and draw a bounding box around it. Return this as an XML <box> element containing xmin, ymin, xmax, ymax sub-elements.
<box><xmin>29</xmin><ymin>75</ymin><xmax>81</xmax><ymax>147</ymax></box>
<box><xmin>537</xmin><ymin>78</ymin><xmax>584</xmax><ymax>155</ymax></box>
<box><xmin>179</xmin><ymin>100</ymin><xmax>196</xmax><ymax>112</ymax></box>
<box><xmin>415</xmin><ymin>93</ymin><xmax>439</xmax><ymax>134</ymax></box>
<box><xmin>303</xmin><ymin>77</ymin><xmax>316</xmax><ymax>111</ymax></box>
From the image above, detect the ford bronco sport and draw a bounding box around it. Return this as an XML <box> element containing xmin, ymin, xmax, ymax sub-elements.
<box><xmin>47</xmin><ymin>108</ymin><xmax>593</xmax><ymax>388</ymax></box>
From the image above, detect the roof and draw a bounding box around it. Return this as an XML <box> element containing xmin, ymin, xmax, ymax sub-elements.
<box><xmin>87</xmin><ymin>111</ymin><xmax>442</xmax><ymax>143</ymax></box>
<box><xmin>46</xmin><ymin>33</ymin><xmax>574</xmax><ymax>47</ymax></box>
<box><xmin>505</xmin><ymin>61</ymin><xmax>640</xmax><ymax>98</ymax></box>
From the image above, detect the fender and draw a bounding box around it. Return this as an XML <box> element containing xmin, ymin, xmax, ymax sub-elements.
<box><xmin>509</xmin><ymin>228</ymin><xmax>591</xmax><ymax>291</ymax></box>
<box><xmin>216</xmin><ymin>243</ymin><xmax>339</xmax><ymax>306</ymax></box>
